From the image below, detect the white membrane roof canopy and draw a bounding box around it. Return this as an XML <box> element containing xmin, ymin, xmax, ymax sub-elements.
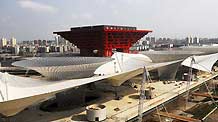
<box><xmin>12</xmin><ymin>57</ymin><xmax>113</xmax><ymax>80</ymax></box>
<box><xmin>182</xmin><ymin>53</ymin><xmax>218</xmax><ymax>72</ymax></box>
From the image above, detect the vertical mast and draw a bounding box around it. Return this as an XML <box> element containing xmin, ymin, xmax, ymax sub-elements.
<box><xmin>138</xmin><ymin>67</ymin><xmax>147</xmax><ymax>122</ymax></box>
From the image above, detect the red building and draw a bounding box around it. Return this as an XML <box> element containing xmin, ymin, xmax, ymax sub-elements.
<box><xmin>54</xmin><ymin>25</ymin><xmax>152</xmax><ymax>57</ymax></box>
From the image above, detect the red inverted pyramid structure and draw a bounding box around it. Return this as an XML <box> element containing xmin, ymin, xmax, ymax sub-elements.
<box><xmin>54</xmin><ymin>25</ymin><xmax>152</xmax><ymax>57</ymax></box>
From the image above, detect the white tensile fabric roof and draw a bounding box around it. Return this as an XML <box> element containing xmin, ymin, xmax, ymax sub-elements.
<box><xmin>12</xmin><ymin>57</ymin><xmax>112</xmax><ymax>80</ymax></box>
<box><xmin>1</xmin><ymin>52</ymin><xmax>182</xmax><ymax>102</ymax></box>
<box><xmin>181</xmin><ymin>53</ymin><xmax>218</xmax><ymax>72</ymax></box>
<box><xmin>94</xmin><ymin>52</ymin><xmax>152</xmax><ymax>75</ymax></box>
<box><xmin>0</xmin><ymin>72</ymin><xmax>111</xmax><ymax>102</ymax></box>
<box><xmin>0</xmin><ymin>60</ymin><xmax>181</xmax><ymax>102</ymax></box>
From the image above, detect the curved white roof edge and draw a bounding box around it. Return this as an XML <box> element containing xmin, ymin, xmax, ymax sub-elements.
<box><xmin>0</xmin><ymin>72</ymin><xmax>112</xmax><ymax>102</ymax></box>
<box><xmin>94</xmin><ymin>52</ymin><xmax>152</xmax><ymax>75</ymax></box>
<box><xmin>12</xmin><ymin>57</ymin><xmax>112</xmax><ymax>80</ymax></box>
<box><xmin>181</xmin><ymin>53</ymin><xmax>218</xmax><ymax>72</ymax></box>
<box><xmin>0</xmin><ymin>72</ymin><xmax>113</xmax><ymax>116</ymax></box>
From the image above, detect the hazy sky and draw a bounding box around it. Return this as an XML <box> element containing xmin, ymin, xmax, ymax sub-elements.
<box><xmin>1</xmin><ymin>0</ymin><xmax>218</xmax><ymax>41</ymax></box>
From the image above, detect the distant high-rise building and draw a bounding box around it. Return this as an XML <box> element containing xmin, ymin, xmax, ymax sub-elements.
<box><xmin>46</xmin><ymin>46</ymin><xmax>50</xmax><ymax>53</ymax></box>
<box><xmin>185</xmin><ymin>36</ymin><xmax>200</xmax><ymax>45</ymax></box>
<box><xmin>150</xmin><ymin>37</ymin><xmax>156</xmax><ymax>43</ymax></box>
<box><xmin>42</xmin><ymin>40</ymin><xmax>47</xmax><ymax>46</ymax></box>
<box><xmin>145</xmin><ymin>37</ymin><xmax>151</xmax><ymax>42</ymax></box>
<box><xmin>185</xmin><ymin>37</ymin><xmax>189</xmax><ymax>44</ymax></box>
<box><xmin>33</xmin><ymin>40</ymin><xmax>44</xmax><ymax>46</ymax></box>
<box><xmin>193</xmin><ymin>37</ymin><xmax>196</xmax><ymax>43</ymax></box>
<box><xmin>38</xmin><ymin>40</ymin><xmax>42</xmax><ymax>46</ymax></box>
<box><xmin>55</xmin><ymin>36</ymin><xmax>59</xmax><ymax>46</ymax></box>
<box><xmin>193</xmin><ymin>37</ymin><xmax>199</xmax><ymax>44</ymax></box>
<box><xmin>146</xmin><ymin>40</ymin><xmax>150</xmax><ymax>45</ymax></box>
<box><xmin>186</xmin><ymin>36</ymin><xmax>194</xmax><ymax>45</ymax></box>
<box><xmin>0</xmin><ymin>38</ymin><xmax>7</xmax><ymax>48</ymax></box>
<box><xmin>10</xmin><ymin>37</ymin><xmax>17</xmax><ymax>47</ymax></box>
<box><xmin>34</xmin><ymin>40</ymin><xmax>38</xmax><ymax>45</ymax></box>
<box><xmin>190</xmin><ymin>36</ymin><xmax>194</xmax><ymax>44</ymax></box>
<box><xmin>197</xmin><ymin>38</ymin><xmax>200</xmax><ymax>44</ymax></box>
<box><xmin>15</xmin><ymin>45</ymin><xmax>20</xmax><ymax>55</ymax></box>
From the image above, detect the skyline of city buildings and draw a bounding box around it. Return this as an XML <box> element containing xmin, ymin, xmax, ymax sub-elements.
<box><xmin>1</xmin><ymin>35</ymin><xmax>218</xmax><ymax>55</ymax></box>
<box><xmin>0</xmin><ymin>36</ymin><xmax>79</xmax><ymax>56</ymax></box>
